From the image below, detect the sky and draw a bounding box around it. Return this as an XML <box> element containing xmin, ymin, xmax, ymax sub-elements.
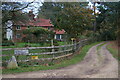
<box><xmin>2</xmin><ymin>0</ymin><xmax>119</xmax><ymax>15</ymax></box>
<box><xmin>21</xmin><ymin>1</ymin><xmax>100</xmax><ymax>17</ymax></box>
<box><xmin>22</xmin><ymin>1</ymin><xmax>43</xmax><ymax>16</ymax></box>
<box><xmin>2</xmin><ymin>0</ymin><xmax>102</xmax><ymax>17</ymax></box>
<box><xmin>2</xmin><ymin>0</ymin><xmax>120</xmax><ymax>2</ymax></box>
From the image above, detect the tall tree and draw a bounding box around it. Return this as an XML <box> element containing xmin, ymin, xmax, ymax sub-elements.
<box><xmin>2</xmin><ymin>1</ymin><xmax>35</xmax><ymax>24</ymax></box>
<box><xmin>95</xmin><ymin>2</ymin><xmax>120</xmax><ymax>41</ymax></box>
<box><xmin>1</xmin><ymin>1</ymin><xmax>35</xmax><ymax>39</ymax></box>
<box><xmin>38</xmin><ymin>2</ymin><xmax>94</xmax><ymax>38</ymax></box>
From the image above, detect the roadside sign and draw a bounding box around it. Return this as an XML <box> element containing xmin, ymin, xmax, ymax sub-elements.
<box><xmin>71</xmin><ymin>38</ymin><xmax>75</xmax><ymax>41</ymax></box>
<box><xmin>14</xmin><ymin>50</ymin><xmax>29</xmax><ymax>55</ymax></box>
<box><xmin>31</xmin><ymin>56</ymin><xmax>38</xmax><ymax>60</ymax></box>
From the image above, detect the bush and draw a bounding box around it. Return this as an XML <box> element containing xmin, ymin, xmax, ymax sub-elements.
<box><xmin>2</xmin><ymin>62</ymin><xmax>8</xmax><ymax>67</ymax></box>
<box><xmin>18</xmin><ymin>62</ymin><xmax>30</xmax><ymax>67</ymax></box>
<box><xmin>2</xmin><ymin>38</ymin><xmax>14</xmax><ymax>46</ymax></box>
<box><xmin>53</xmin><ymin>40</ymin><xmax>59</xmax><ymax>51</ymax></box>
<box><xmin>24</xmin><ymin>44</ymin><xmax>31</xmax><ymax>47</ymax></box>
<box><xmin>53</xmin><ymin>40</ymin><xmax>59</xmax><ymax>46</ymax></box>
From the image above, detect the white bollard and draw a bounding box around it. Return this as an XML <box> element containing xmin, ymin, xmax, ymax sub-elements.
<box><xmin>7</xmin><ymin>56</ymin><xmax>18</xmax><ymax>69</ymax></box>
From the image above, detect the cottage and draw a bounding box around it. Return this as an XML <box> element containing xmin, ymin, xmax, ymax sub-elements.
<box><xmin>13</xmin><ymin>18</ymin><xmax>54</xmax><ymax>42</ymax></box>
<box><xmin>6</xmin><ymin>11</ymin><xmax>65</xmax><ymax>42</ymax></box>
<box><xmin>54</xmin><ymin>29</ymin><xmax>65</xmax><ymax>41</ymax></box>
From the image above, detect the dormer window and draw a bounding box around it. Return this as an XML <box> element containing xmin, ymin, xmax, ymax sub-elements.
<box><xmin>16</xmin><ymin>25</ymin><xmax>21</xmax><ymax>30</ymax></box>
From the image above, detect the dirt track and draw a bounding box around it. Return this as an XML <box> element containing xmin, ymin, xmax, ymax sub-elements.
<box><xmin>2</xmin><ymin>42</ymin><xmax>118</xmax><ymax>78</ymax></box>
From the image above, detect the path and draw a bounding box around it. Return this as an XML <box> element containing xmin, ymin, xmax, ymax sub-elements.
<box><xmin>2</xmin><ymin>42</ymin><xmax>118</xmax><ymax>78</ymax></box>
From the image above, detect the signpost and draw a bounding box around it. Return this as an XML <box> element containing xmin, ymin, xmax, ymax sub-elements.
<box><xmin>71</xmin><ymin>38</ymin><xmax>75</xmax><ymax>44</ymax></box>
<box><xmin>14</xmin><ymin>50</ymin><xmax>29</xmax><ymax>61</ymax></box>
<box><xmin>14</xmin><ymin>50</ymin><xmax>29</xmax><ymax>55</ymax></box>
<box><xmin>31</xmin><ymin>56</ymin><xmax>38</xmax><ymax>60</ymax></box>
<box><xmin>71</xmin><ymin>38</ymin><xmax>76</xmax><ymax>52</ymax></box>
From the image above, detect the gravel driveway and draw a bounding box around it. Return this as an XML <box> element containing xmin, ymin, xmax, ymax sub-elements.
<box><xmin>2</xmin><ymin>42</ymin><xmax>118</xmax><ymax>78</ymax></box>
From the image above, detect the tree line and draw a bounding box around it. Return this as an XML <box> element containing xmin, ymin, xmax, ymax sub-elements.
<box><xmin>1</xmin><ymin>2</ymin><xmax>120</xmax><ymax>42</ymax></box>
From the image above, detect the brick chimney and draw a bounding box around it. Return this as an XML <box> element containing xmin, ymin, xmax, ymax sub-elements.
<box><xmin>28</xmin><ymin>11</ymin><xmax>35</xmax><ymax>20</ymax></box>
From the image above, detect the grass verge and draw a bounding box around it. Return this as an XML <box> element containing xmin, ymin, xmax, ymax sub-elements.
<box><xmin>2</xmin><ymin>42</ymin><xmax>101</xmax><ymax>74</ymax></box>
<box><xmin>97</xmin><ymin>42</ymin><xmax>106</xmax><ymax>50</ymax></box>
<box><xmin>106</xmin><ymin>42</ymin><xmax>119</xmax><ymax>61</ymax></box>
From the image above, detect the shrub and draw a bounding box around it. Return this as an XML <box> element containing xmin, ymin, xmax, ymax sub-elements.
<box><xmin>2</xmin><ymin>62</ymin><xmax>8</xmax><ymax>67</ymax></box>
<box><xmin>24</xmin><ymin>44</ymin><xmax>31</xmax><ymax>47</ymax></box>
<box><xmin>2</xmin><ymin>38</ymin><xmax>14</xmax><ymax>46</ymax></box>
<box><xmin>22</xmin><ymin>27</ymin><xmax>54</xmax><ymax>43</ymax></box>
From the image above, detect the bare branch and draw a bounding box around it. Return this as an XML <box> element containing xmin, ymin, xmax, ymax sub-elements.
<box><xmin>12</xmin><ymin>0</ymin><xmax>35</xmax><ymax>12</ymax></box>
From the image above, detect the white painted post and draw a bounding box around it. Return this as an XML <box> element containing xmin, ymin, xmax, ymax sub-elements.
<box><xmin>7</xmin><ymin>56</ymin><xmax>18</xmax><ymax>69</ymax></box>
<box><xmin>60</xmin><ymin>35</ymin><xmax>62</xmax><ymax>40</ymax></box>
<box><xmin>54</xmin><ymin>35</ymin><xmax>56</xmax><ymax>39</ymax></box>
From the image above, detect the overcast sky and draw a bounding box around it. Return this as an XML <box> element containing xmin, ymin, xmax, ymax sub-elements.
<box><xmin>21</xmin><ymin>1</ymin><xmax>100</xmax><ymax>17</ymax></box>
<box><xmin>22</xmin><ymin>1</ymin><xmax>43</xmax><ymax>16</ymax></box>
<box><xmin>2</xmin><ymin>0</ymin><xmax>101</xmax><ymax>17</ymax></box>
<box><xmin>1</xmin><ymin>0</ymin><xmax>120</xmax><ymax>2</ymax></box>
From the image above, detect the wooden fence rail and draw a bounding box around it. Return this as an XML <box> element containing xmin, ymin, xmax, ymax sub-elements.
<box><xmin>2</xmin><ymin>39</ymin><xmax>91</xmax><ymax>66</ymax></box>
<box><xmin>2</xmin><ymin>44</ymin><xmax>74</xmax><ymax>50</ymax></box>
<box><xmin>2</xmin><ymin>40</ymin><xmax>86</xmax><ymax>51</ymax></box>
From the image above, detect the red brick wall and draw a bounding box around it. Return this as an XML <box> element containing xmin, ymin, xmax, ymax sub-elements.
<box><xmin>13</xmin><ymin>26</ymin><xmax>54</xmax><ymax>42</ymax></box>
<box><xmin>13</xmin><ymin>26</ymin><xmax>28</xmax><ymax>42</ymax></box>
<box><xmin>21</xmin><ymin>26</ymin><xmax>27</xmax><ymax>30</ymax></box>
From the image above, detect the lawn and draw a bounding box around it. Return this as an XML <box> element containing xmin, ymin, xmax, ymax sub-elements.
<box><xmin>106</xmin><ymin>41</ymin><xmax>119</xmax><ymax>61</ymax></box>
<box><xmin>2</xmin><ymin>41</ymin><xmax>70</xmax><ymax>49</ymax></box>
<box><xmin>58</xmin><ymin>41</ymin><xmax>71</xmax><ymax>45</ymax></box>
<box><xmin>2</xmin><ymin>42</ymin><xmax>101</xmax><ymax>74</ymax></box>
<box><xmin>2</xmin><ymin>42</ymin><xmax>51</xmax><ymax>48</ymax></box>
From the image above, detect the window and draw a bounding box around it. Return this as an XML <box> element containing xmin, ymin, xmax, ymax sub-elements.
<box><xmin>27</xmin><ymin>26</ymin><xmax>30</xmax><ymax>29</ymax></box>
<box><xmin>16</xmin><ymin>25</ymin><xmax>21</xmax><ymax>30</ymax></box>
<box><xmin>16</xmin><ymin>34</ymin><xmax>21</xmax><ymax>38</ymax></box>
<box><xmin>56</xmin><ymin>34</ymin><xmax>60</xmax><ymax>40</ymax></box>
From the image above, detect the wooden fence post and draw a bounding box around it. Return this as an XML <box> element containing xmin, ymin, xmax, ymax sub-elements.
<box><xmin>75</xmin><ymin>40</ymin><xmax>77</xmax><ymax>50</ymax></box>
<box><xmin>51</xmin><ymin>39</ymin><xmax>55</xmax><ymax>58</ymax></box>
<box><xmin>3</xmin><ymin>39</ymin><xmax>89</xmax><ymax>67</ymax></box>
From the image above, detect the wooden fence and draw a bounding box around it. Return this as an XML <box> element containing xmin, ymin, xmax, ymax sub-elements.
<box><xmin>2</xmin><ymin>39</ymin><xmax>91</xmax><ymax>67</ymax></box>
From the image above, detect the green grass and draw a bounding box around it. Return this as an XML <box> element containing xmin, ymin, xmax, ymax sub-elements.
<box><xmin>96</xmin><ymin>42</ymin><xmax>105</xmax><ymax>61</ymax></box>
<box><xmin>2</xmin><ymin>41</ymin><xmax>70</xmax><ymax>61</ymax></box>
<box><xmin>106</xmin><ymin>43</ymin><xmax>119</xmax><ymax>61</ymax></box>
<box><xmin>2</xmin><ymin>41</ymin><xmax>70</xmax><ymax>49</ymax></box>
<box><xmin>58</xmin><ymin>41</ymin><xmax>71</xmax><ymax>45</ymax></box>
<box><xmin>2</xmin><ymin>42</ymin><xmax>101</xmax><ymax>74</ymax></box>
<box><xmin>2</xmin><ymin>47</ymin><xmax>65</xmax><ymax>62</ymax></box>
<box><xmin>58</xmin><ymin>42</ymin><xmax>65</xmax><ymax>45</ymax></box>
<box><xmin>2</xmin><ymin>42</ymin><xmax>51</xmax><ymax>48</ymax></box>
<box><xmin>97</xmin><ymin>42</ymin><xmax>106</xmax><ymax>50</ymax></box>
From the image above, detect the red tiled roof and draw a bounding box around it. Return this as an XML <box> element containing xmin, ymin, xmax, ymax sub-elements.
<box><xmin>54</xmin><ymin>29</ymin><xmax>65</xmax><ymax>34</ymax></box>
<box><xmin>14</xmin><ymin>18</ymin><xmax>53</xmax><ymax>27</ymax></box>
<box><xmin>14</xmin><ymin>18</ymin><xmax>65</xmax><ymax>34</ymax></box>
